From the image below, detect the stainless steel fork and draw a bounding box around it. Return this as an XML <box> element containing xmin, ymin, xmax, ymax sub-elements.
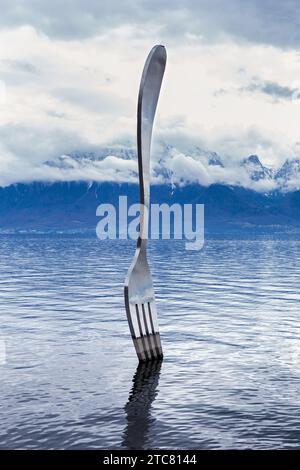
<box><xmin>124</xmin><ymin>45</ymin><xmax>167</xmax><ymax>362</ymax></box>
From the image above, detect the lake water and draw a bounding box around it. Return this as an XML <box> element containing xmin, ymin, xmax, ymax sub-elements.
<box><xmin>1</xmin><ymin>235</ymin><xmax>300</xmax><ymax>449</ymax></box>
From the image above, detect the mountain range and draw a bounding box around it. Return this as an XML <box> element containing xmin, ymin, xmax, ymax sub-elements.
<box><xmin>44</xmin><ymin>145</ymin><xmax>300</xmax><ymax>191</ymax></box>
<box><xmin>1</xmin><ymin>146</ymin><xmax>300</xmax><ymax>234</ymax></box>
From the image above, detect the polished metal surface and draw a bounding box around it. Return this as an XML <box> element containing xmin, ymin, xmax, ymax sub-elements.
<box><xmin>124</xmin><ymin>45</ymin><xmax>167</xmax><ymax>362</ymax></box>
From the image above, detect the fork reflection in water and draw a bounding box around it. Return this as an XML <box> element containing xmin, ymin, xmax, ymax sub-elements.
<box><xmin>122</xmin><ymin>360</ymin><xmax>163</xmax><ymax>450</ymax></box>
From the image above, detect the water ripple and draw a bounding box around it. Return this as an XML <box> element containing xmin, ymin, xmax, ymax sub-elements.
<box><xmin>1</xmin><ymin>236</ymin><xmax>300</xmax><ymax>449</ymax></box>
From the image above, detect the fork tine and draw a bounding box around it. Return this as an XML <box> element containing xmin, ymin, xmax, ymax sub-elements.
<box><xmin>141</xmin><ymin>303</ymin><xmax>158</xmax><ymax>359</ymax></box>
<box><xmin>133</xmin><ymin>337</ymin><xmax>147</xmax><ymax>362</ymax></box>
<box><xmin>125</xmin><ymin>295</ymin><xmax>146</xmax><ymax>362</ymax></box>
<box><xmin>135</xmin><ymin>304</ymin><xmax>152</xmax><ymax>360</ymax></box>
<box><xmin>125</xmin><ymin>295</ymin><xmax>163</xmax><ymax>361</ymax></box>
<box><xmin>148</xmin><ymin>302</ymin><xmax>163</xmax><ymax>358</ymax></box>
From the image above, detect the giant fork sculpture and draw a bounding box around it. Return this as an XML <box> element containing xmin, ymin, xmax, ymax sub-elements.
<box><xmin>124</xmin><ymin>45</ymin><xmax>167</xmax><ymax>362</ymax></box>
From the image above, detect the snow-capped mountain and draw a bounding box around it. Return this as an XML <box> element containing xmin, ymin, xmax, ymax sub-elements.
<box><xmin>241</xmin><ymin>155</ymin><xmax>274</xmax><ymax>182</ymax></box>
<box><xmin>70</xmin><ymin>144</ymin><xmax>137</xmax><ymax>162</ymax></box>
<box><xmin>2</xmin><ymin>146</ymin><xmax>300</xmax><ymax>231</ymax></box>
<box><xmin>184</xmin><ymin>146</ymin><xmax>224</xmax><ymax>167</ymax></box>
<box><xmin>275</xmin><ymin>159</ymin><xmax>300</xmax><ymax>188</ymax></box>
<box><xmin>38</xmin><ymin>143</ymin><xmax>300</xmax><ymax>192</ymax></box>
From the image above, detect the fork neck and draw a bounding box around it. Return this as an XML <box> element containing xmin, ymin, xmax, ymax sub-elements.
<box><xmin>137</xmin><ymin>119</ymin><xmax>151</xmax><ymax>247</ymax></box>
<box><xmin>136</xmin><ymin>45</ymin><xmax>166</xmax><ymax>247</ymax></box>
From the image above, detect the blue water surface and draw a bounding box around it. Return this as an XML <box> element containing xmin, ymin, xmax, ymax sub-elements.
<box><xmin>1</xmin><ymin>234</ymin><xmax>300</xmax><ymax>449</ymax></box>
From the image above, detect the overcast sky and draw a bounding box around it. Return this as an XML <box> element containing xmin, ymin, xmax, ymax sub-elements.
<box><xmin>1</xmin><ymin>0</ymin><xmax>300</xmax><ymax>186</ymax></box>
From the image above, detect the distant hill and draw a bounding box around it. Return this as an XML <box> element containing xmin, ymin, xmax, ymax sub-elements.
<box><xmin>1</xmin><ymin>145</ymin><xmax>300</xmax><ymax>234</ymax></box>
<box><xmin>0</xmin><ymin>181</ymin><xmax>300</xmax><ymax>234</ymax></box>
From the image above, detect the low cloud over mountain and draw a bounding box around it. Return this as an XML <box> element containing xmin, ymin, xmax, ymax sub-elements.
<box><xmin>1</xmin><ymin>141</ymin><xmax>299</xmax><ymax>193</ymax></box>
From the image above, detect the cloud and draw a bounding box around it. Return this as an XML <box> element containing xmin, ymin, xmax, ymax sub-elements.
<box><xmin>0</xmin><ymin>126</ymin><xmax>289</xmax><ymax>192</ymax></box>
<box><xmin>2</xmin><ymin>59</ymin><xmax>38</xmax><ymax>74</ymax></box>
<box><xmin>152</xmin><ymin>144</ymin><xmax>278</xmax><ymax>191</ymax></box>
<box><xmin>241</xmin><ymin>79</ymin><xmax>300</xmax><ymax>101</ymax></box>
<box><xmin>0</xmin><ymin>123</ymin><xmax>98</xmax><ymax>187</ymax></box>
<box><xmin>53</xmin><ymin>87</ymin><xmax>131</xmax><ymax>114</ymax></box>
<box><xmin>0</xmin><ymin>123</ymin><xmax>93</xmax><ymax>163</ymax></box>
<box><xmin>0</xmin><ymin>0</ymin><xmax>300</xmax><ymax>49</ymax></box>
<box><xmin>0</xmin><ymin>6</ymin><xmax>300</xmax><ymax>187</ymax></box>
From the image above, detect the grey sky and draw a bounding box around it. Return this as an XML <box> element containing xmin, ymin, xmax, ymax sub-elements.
<box><xmin>0</xmin><ymin>0</ymin><xmax>299</xmax><ymax>47</ymax></box>
<box><xmin>0</xmin><ymin>0</ymin><xmax>300</xmax><ymax>186</ymax></box>
<box><xmin>243</xmin><ymin>80</ymin><xmax>300</xmax><ymax>101</ymax></box>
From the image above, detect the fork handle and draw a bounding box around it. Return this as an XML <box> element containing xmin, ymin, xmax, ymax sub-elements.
<box><xmin>137</xmin><ymin>45</ymin><xmax>166</xmax><ymax>243</ymax></box>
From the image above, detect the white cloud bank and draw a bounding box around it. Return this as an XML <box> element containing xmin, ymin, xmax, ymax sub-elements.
<box><xmin>0</xmin><ymin>141</ymin><xmax>289</xmax><ymax>193</ymax></box>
